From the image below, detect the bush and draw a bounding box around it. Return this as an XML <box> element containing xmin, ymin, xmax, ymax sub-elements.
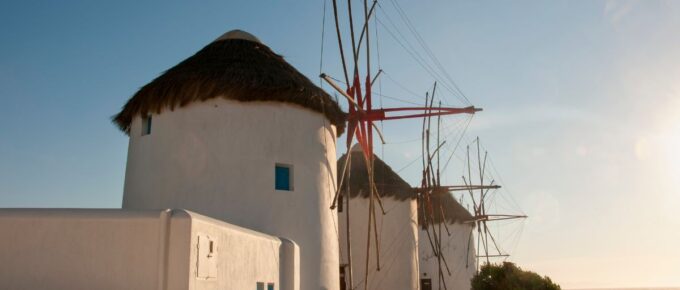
<box><xmin>471</xmin><ymin>262</ymin><xmax>560</xmax><ymax>290</ymax></box>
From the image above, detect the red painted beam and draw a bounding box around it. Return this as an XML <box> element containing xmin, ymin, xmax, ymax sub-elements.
<box><xmin>348</xmin><ymin>106</ymin><xmax>481</xmax><ymax>122</ymax></box>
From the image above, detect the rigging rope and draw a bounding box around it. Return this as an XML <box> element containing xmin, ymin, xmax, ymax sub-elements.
<box><xmin>376</xmin><ymin>15</ymin><xmax>466</xmax><ymax>106</ymax></box>
<box><xmin>396</xmin><ymin>114</ymin><xmax>471</xmax><ymax>174</ymax></box>
<box><xmin>319</xmin><ymin>0</ymin><xmax>341</xmax><ymax>254</ymax></box>
<box><xmin>441</xmin><ymin>115</ymin><xmax>474</xmax><ymax>172</ymax></box>
<box><xmin>376</xmin><ymin>3</ymin><xmax>470</xmax><ymax>106</ymax></box>
<box><xmin>387</xmin><ymin>0</ymin><xmax>471</xmax><ymax>106</ymax></box>
<box><xmin>319</xmin><ymin>0</ymin><xmax>328</xmax><ymax>88</ymax></box>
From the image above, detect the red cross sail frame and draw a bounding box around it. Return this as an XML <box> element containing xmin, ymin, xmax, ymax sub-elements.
<box><xmin>321</xmin><ymin>73</ymin><xmax>481</xmax><ymax>161</ymax></box>
<box><xmin>321</xmin><ymin>0</ymin><xmax>483</xmax><ymax>288</ymax></box>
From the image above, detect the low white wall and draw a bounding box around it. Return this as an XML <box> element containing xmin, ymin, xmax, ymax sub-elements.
<box><xmin>184</xmin><ymin>211</ymin><xmax>285</xmax><ymax>290</ymax></box>
<box><xmin>418</xmin><ymin>222</ymin><xmax>476</xmax><ymax>290</ymax></box>
<box><xmin>338</xmin><ymin>197</ymin><xmax>419</xmax><ymax>290</ymax></box>
<box><xmin>0</xmin><ymin>209</ymin><xmax>298</xmax><ymax>290</ymax></box>
<box><xmin>0</xmin><ymin>209</ymin><xmax>165</xmax><ymax>290</ymax></box>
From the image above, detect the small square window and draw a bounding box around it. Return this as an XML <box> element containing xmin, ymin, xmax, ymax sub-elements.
<box><xmin>267</xmin><ymin>283</ymin><xmax>275</xmax><ymax>290</ymax></box>
<box><xmin>257</xmin><ymin>282</ymin><xmax>265</xmax><ymax>290</ymax></box>
<box><xmin>141</xmin><ymin>115</ymin><xmax>152</xmax><ymax>136</ymax></box>
<box><xmin>275</xmin><ymin>164</ymin><xmax>293</xmax><ymax>191</ymax></box>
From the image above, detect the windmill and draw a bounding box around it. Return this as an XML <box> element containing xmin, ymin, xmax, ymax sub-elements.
<box><xmin>462</xmin><ymin>137</ymin><xmax>528</xmax><ymax>270</ymax></box>
<box><xmin>412</xmin><ymin>92</ymin><xmax>502</xmax><ymax>290</ymax></box>
<box><xmin>414</xmin><ymin>107</ymin><xmax>527</xmax><ymax>289</ymax></box>
<box><xmin>318</xmin><ymin>0</ymin><xmax>482</xmax><ymax>289</ymax></box>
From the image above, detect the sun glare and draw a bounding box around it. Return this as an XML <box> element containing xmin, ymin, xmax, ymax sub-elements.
<box><xmin>633</xmin><ymin>91</ymin><xmax>680</xmax><ymax>221</ymax></box>
<box><xmin>659</xmin><ymin>94</ymin><xmax>680</xmax><ymax>178</ymax></box>
<box><xmin>662</xmin><ymin>120</ymin><xmax>680</xmax><ymax>181</ymax></box>
<box><xmin>658</xmin><ymin>99</ymin><xmax>680</xmax><ymax>220</ymax></box>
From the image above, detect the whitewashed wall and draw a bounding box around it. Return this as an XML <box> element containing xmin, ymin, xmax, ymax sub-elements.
<box><xmin>0</xmin><ymin>209</ymin><xmax>295</xmax><ymax>290</ymax></box>
<box><xmin>418</xmin><ymin>222</ymin><xmax>476</xmax><ymax>290</ymax></box>
<box><xmin>122</xmin><ymin>99</ymin><xmax>339</xmax><ymax>290</ymax></box>
<box><xmin>184</xmin><ymin>210</ymin><xmax>298</xmax><ymax>290</ymax></box>
<box><xmin>339</xmin><ymin>197</ymin><xmax>419</xmax><ymax>290</ymax></box>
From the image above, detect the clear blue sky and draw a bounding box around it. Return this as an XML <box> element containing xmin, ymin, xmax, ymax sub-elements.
<box><xmin>1</xmin><ymin>1</ymin><xmax>678</xmax><ymax>288</ymax></box>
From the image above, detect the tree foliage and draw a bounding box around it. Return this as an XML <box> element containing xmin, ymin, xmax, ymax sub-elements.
<box><xmin>471</xmin><ymin>262</ymin><xmax>561</xmax><ymax>290</ymax></box>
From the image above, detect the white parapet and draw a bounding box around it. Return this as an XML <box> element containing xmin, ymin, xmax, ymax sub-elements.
<box><xmin>0</xmin><ymin>208</ymin><xmax>299</xmax><ymax>290</ymax></box>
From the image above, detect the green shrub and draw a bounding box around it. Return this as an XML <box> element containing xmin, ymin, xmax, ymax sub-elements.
<box><xmin>471</xmin><ymin>262</ymin><xmax>560</xmax><ymax>290</ymax></box>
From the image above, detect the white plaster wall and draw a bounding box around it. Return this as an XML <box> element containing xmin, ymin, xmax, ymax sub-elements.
<box><xmin>338</xmin><ymin>197</ymin><xmax>419</xmax><ymax>290</ymax></box>
<box><xmin>122</xmin><ymin>99</ymin><xmax>339</xmax><ymax>290</ymax></box>
<box><xmin>279</xmin><ymin>238</ymin><xmax>301</xmax><ymax>290</ymax></box>
<box><xmin>0</xmin><ymin>209</ymin><xmax>164</xmax><ymax>290</ymax></box>
<box><xmin>182</xmin><ymin>210</ymin><xmax>286</xmax><ymax>290</ymax></box>
<box><xmin>418</xmin><ymin>222</ymin><xmax>476</xmax><ymax>290</ymax></box>
<box><xmin>0</xmin><ymin>209</ymin><xmax>295</xmax><ymax>290</ymax></box>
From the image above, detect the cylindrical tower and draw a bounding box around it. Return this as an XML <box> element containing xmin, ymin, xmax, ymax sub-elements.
<box><xmin>337</xmin><ymin>145</ymin><xmax>420</xmax><ymax>290</ymax></box>
<box><xmin>418</xmin><ymin>192</ymin><xmax>477</xmax><ymax>290</ymax></box>
<box><xmin>114</xmin><ymin>30</ymin><xmax>345</xmax><ymax>290</ymax></box>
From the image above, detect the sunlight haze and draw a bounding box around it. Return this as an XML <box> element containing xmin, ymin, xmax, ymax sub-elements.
<box><xmin>0</xmin><ymin>0</ymin><xmax>678</xmax><ymax>288</ymax></box>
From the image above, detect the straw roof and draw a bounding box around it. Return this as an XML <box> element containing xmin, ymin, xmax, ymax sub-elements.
<box><xmin>337</xmin><ymin>145</ymin><xmax>474</xmax><ymax>224</ymax></box>
<box><xmin>418</xmin><ymin>188</ymin><xmax>474</xmax><ymax>226</ymax></box>
<box><xmin>113</xmin><ymin>30</ymin><xmax>346</xmax><ymax>135</ymax></box>
<box><xmin>337</xmin><ymin>145</ymin><xmax>414</xmax><ymax>201</ymax></box>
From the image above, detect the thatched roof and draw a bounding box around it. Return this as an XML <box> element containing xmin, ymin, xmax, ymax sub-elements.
<box><xmin>337</xmin><ymin>145</ymin><xmax>414</xmax><ymax>201</ymax></box>
<box><xmin>113</xmin><ymin>30</ymin><xmax>346</xmax><ymax>135</ymax></box>
<box><xmin>418</xmin><ymin>188</ymin><xmax>474</xmax><ymax>226</ymax></box>
<box><xmin>337</xmin><ymin>145</ymin><xmax>474</xmax><ymax>224</ymax></box>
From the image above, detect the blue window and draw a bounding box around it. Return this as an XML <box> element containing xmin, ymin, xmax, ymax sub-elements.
<box><xmin>267</xmin><ymin>283</ymin><xmax>275</xmax><ymax>290</ymax></box>
<box><xmin>275</xmin><ymin>164</ymin><xmax>292</xmax><ymax>191</ymax></box>
<box><xmin>142</xmin><ymin>115</ymin><xmax>152</xmax><ymax>136</ymax></box>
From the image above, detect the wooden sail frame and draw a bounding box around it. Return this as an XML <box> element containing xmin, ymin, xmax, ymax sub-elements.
<box><xmin>322</xmin><ymin>1</ymin><xmax>488</xmax><ymax>289</ymax></box>
<box><xmin>462</xmin><ymin>137</ymin><xmax>528</xmax><ymax>269</ymax></box>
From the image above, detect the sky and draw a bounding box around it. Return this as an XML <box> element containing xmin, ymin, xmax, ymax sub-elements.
<box><xmin>1</xmin><ymin>0</ymin><xmax>679</xmax><ymax>288</ymax></box>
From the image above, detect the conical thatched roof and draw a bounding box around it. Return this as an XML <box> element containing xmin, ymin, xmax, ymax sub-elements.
<box><xmin>337</xmin><ymin>145</ymin><xmax>414</xmax><ymax>201</ymax></box>
<box><xmin>418</xmin><ymin>188</ymin><xmax>474</xmax><ymax>226</ymax></box>
<box><xmin>337</xmin><ymin>146</ymin><xmax>474</xmax><ymax>223</ymax></box>
<box><xmin>114</xmin><ymin>30</ymin><xmax>346</xmax><ymax>135</ymax></box>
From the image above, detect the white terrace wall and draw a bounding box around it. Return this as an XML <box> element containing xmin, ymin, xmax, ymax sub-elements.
<box><xmin>418</xmin><ymin>222</ymin><xmax>476</xmax><ymax>290</ymax></box>
<box><xmin>122</xmin><ymin>98</ymin><xmax>339</xmax><ymax>290</ymax></box>
<box><xmin>338</xmin><ymin>196</ymin><xmax>419</xmax><ymax>290</ymax></box>
<box><xmin>0</xmin><ymin>209</ymin><xmax>297</xmax><ymax>290</ymax></box>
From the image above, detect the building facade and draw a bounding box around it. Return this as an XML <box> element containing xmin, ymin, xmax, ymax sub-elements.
<box><xmin>418</xmin><ymin>193</ymin><xmax>477</xmax><ymax>290</ymax></box>
<box><xmin>337</xmin><ymin>145</ymin><xmax>419</xmax><ymax>290</ymax></box>
<box><xmin>117</xmin><ymin>30</ymin><xmax>345</xmax><ymax>290</ymax></box>
<box><xmin>0</xmin><ymin>209</ymin><xmax>298</xmax><ymax>290</ymax></box>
